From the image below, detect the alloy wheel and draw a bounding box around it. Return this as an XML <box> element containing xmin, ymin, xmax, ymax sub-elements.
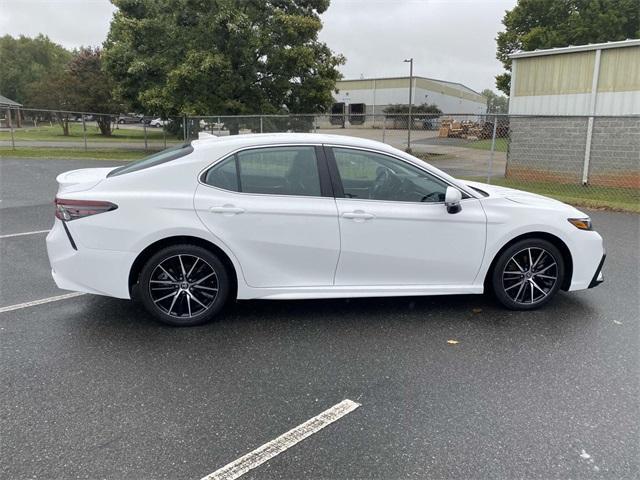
<box><xmin>148</xmin><ymin>254</ymin><xmax>218</xmax><ymax>318</ymax></box>
<box><xmin>502</xmin><ymin>247</ymin><xmax>558</xmax><ymax>305</ymax></box>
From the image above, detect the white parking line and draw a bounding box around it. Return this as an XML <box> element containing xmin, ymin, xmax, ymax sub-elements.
<box><xmin>0</xmin><ymin>292</ymin><xmax>85</xmax><ymax>314</ymax></box>
<box><xmin>0</xmin><ymin>229</ymin><xmax>50</xmax><ymax>239</ymax></box>
<box><xmin>201</xmin><ymin>399</ymin><xmax>361</xmax><ymax>480</ymax></box>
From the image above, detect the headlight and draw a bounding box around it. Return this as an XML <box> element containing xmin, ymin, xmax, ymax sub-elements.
<box><xmin>568</xmin><ymin>217</ymin><xmax>592</xmax><ymax>230</ymax></box>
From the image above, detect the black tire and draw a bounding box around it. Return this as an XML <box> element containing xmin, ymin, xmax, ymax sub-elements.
<box><xmin>138</xmin><ymin>244</ymin><xmax>230</xmax><ymax>326</ymax></box>
<box><xmin>492</xmin><ymin>238</ymin><xmax>565</xmax><ymax>310</ymax></box>
<box><xmin>117</xmin><ymin>119</ymin><xmax>124</xmax><ymax>124</ymax></box>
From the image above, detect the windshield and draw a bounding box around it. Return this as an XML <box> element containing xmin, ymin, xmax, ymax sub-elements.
<box><xmin>107</xmin><ymin>143</ymin><xmax>194</xmax><ymax>177</ymax></box>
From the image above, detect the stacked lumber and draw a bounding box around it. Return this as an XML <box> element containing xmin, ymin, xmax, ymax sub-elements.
<box><xmin>438</xmin><ymin>118</ymin><xmax>453</xmax><ymax>138</ymax></box>
<box><xmin>437</xmin><ymin>118</ymin><xmax>503</xmax><ymax>139</ymax></box>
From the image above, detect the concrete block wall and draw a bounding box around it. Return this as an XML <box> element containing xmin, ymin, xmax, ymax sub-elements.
<box><xmin>589</xmin><ymin>117</ymin><xmax>640</xmax><ymax>187</ymax></box>
<box><xmin>507</xmin><ymin>116</ymin><xmax>640</xmax><ymax>188</ymax></box>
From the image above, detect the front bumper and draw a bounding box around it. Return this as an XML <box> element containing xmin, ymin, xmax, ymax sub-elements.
<box><xmin>46</xmin><ymin>219</ymin><xmax>135</xmax><ymax>299</ymax></box>
<box><xmin>566</xmin><ymin>229</ymin><xmax>605</xmax><ymax>291</ymax></box>
<box><xmin>588</xmin><ymin>254</ymin><xmax>606</xmax><ymax>288</ymax></box>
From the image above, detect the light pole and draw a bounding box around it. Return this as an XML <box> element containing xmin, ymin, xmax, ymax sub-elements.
<box><xmin>404</xmin><ymin>58</ymin><xmax>413</xmax><ymax>151</ymax></box>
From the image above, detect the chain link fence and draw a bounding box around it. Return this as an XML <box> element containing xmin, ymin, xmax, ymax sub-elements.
<box><xmin>1</xmin><ymin>108</ymin><xmax>638</xmax><ymax>211</ymax></box>
<box><xmin>0</xmin><ymin>108</ymin><xmax>185</xmax><ymax>156</ymax></box>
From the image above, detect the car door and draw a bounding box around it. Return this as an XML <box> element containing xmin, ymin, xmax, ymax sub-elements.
<box><xmin>194</xmin><ymin>145</ymin><xmax>340</xmax><ymax>288</ymax></box>
<box><xmin>326</xmin><ymin>146</ymin><xmax>487</xmax><ymax>286</ymax></box>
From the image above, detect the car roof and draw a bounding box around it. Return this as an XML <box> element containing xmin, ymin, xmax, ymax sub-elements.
<box><xmin>191</xmin><ymin>132</ymin><xmax>396</xmax><ymax>153</ymax></box>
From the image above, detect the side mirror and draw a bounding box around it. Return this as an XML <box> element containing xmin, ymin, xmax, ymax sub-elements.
<box><xmin>445</xmin><ymin>186</ymin><xmax>462</xmax><ymax>214</ymax></box>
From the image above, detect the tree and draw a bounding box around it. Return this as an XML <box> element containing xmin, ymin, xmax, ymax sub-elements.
<box><xmin>383</xmin><ymin>103</ymin><xmax>443</xmax><ymax>116</ymax></box>
<box><xmin>65</xmin><ymin>48</ymin><xmax>121</xmax><ymax>135</ymax></box>
<box><xmin>480</xmin><ymin>89</ymin><xmax>509</xmax><ymax>113</ymax></box>
<box><xmin>25</xmin><ymin>48</ymin><xmax>121</xmax><ymax>136</ymax></box>
<box><xmin>495</xmin><ymin>0</ymin><xmax>640</xmax><ymax>94</ymax></box>
<box><xmin>383</xmin><ymin>103</ymin><xmax>442</xmax><ymax>130</ymax></box>
<box><xmin>103</xmin><ymin>0</ymin><xmax>344</xmax><ymax>134</ymax></box>
<box><xmin>25</xmin><ymin>72</ymin><xmax>74</xmax><ymax>135</ymax></box>
<box><xmin>0</xmin><ymin>34</ymin><xmax>71</xmax><ymax>105</ymax></box>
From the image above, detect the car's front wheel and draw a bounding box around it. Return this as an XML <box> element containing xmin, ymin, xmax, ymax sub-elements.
<box><xmin>492</xmin><ymin>238</ymin><xmax>565</xmax><ymax>310</ymax></box>
<box><xmin>138</xmin><ymin>244</ymin><xmax>230</xmax><ymax>326</ymax></box>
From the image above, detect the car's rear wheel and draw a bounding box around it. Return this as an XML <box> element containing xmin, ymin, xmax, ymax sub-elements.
<box><xmin>492</xmin><ymin>238</ymin><xmax>565</xmax><ymax>310</ymax></box>
<box><xmin>138</xmin><ymin>244</ymin><xmax>230</xmax><ymax>326</ymax></box>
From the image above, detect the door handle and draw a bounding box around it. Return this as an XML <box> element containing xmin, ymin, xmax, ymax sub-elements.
<box><xmin>342</xmin><ymin>211</ymin><xmax>374</xmax><ymax>220</ymax></box>
<box><xmin>209</xmin><ymin>205</ymin><xmax>245</xmax><ymax>215</ymax></box>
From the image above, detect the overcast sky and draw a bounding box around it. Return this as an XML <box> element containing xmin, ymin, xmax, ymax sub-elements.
<box><xmin>0</xmin><ymin>0</ymin><xmax>516</xmax><ymax>93</ymax></box>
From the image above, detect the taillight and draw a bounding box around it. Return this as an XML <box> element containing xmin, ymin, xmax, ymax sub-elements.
<box><xmin>55</xmin><ymin>198</ymin><xmax>118</xmax><ymax>221</ymax></box>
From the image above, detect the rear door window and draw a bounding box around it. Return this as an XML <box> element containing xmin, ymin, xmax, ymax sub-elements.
<box><xmin>204</xmin><ymin>146</ymin><xmax>322</xmax><ymax>197</ymax></box>
<box><xmin>204</xmin><ymin>156</ymin><xmax>239</xmax><ymax>191</ymax></box>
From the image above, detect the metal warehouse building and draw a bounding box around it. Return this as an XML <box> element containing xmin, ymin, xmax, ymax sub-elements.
<box><xmin>332</xmin><ymin>76</ymin><xmax>487</xmax><ymax>118</ymax></box>
<box><xmin>507</xmin><ymin>39</ymin><xmax>640</xmax><ymax>187</ymax></box>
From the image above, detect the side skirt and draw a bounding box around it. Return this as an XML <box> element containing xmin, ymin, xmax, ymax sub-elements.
<box><xmin>237</xmin><ymin>284</ymin><xmax>484</xmax><ymax>300</ymax></box>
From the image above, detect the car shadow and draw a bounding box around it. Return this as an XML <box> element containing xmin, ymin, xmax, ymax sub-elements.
<box><xmin>71</xmin><ymin>290</ymin><xmax>601</xmax><ymax>348</ymax></box>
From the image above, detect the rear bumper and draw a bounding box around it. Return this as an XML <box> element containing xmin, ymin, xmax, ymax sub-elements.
<box><xmin>46</xmin><ymin>219</ymin><xmax>134</xmax><ymax>299</ymax></box>
<box><xmin>588</xmin><ymin>254</ymin><xmax>606</xmax><ymax>288</ymax></box>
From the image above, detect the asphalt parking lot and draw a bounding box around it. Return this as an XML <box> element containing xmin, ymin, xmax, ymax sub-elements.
<box><xmin>1</xmin><ymin>157</ymin><xmax>638</xmax><ymax>480</ymax></box>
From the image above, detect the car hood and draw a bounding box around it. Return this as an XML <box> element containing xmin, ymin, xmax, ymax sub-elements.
<box><xmin>463</xmin><ymin>180</ymin><xmax>582</xmax><ymax>212</ymax></box>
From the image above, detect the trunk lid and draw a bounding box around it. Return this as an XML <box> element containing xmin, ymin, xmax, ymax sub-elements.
<box><xmin>56</xmin><ymin>167</ymin><xmax>117</xmax><ymax>194</ymax></box>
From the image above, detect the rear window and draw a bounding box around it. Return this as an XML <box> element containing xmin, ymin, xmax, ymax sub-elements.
<box><xmin>107</xmin><ymin>144</ymin><xmax>194</xmax><ymax>177</ymax></box>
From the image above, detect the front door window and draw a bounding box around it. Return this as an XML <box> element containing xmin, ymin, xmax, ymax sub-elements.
<box><xmin>332</xmin><ymin>147</ymin><xmax>449</xmax><ymax>203</ymax></box>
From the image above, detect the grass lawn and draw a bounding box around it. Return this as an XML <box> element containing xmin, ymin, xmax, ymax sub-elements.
<box><xmin>0</xmin><ymin>147</ymin><xmax>151</xmax><ymax>161</ymax></box>
<box><xmin>463</xmin><ymin>138</ymin><xmax>508</xmax><ymax>152</ymax></box>
<box><xmin>464</xmin><ymin>177</ymin><xmax>639</xmax><ymax>213</ymax></box>
<box><xmin>0</xmin><ymin>123</ymin><xmax>176</xmax><ymax>143</ymax></box>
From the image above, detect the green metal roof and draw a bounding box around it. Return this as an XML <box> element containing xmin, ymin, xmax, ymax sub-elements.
<box><xmin>336</xmin><ymin>76</ymin><xmax>483</xmax><ymax>97</ymax></box>
<box><xmin>0</xmin><ymin>94</ymin><xmax>22</xmax><ymax>107</ymax></box>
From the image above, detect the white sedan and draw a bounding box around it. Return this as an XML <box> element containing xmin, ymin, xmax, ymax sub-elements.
<box><xmin>47</xmin><ymin>133</ymin><xmax>605</xmax><ymax>326</ymax></box>
<box><xmin>149</xmin><ymin>118</ymin><xmax>169</xmax><ymax>128</ymax></box>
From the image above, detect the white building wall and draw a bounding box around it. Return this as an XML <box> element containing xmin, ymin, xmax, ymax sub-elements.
<box><xmin>509</xmin><ymin>91</ymin><xmax>640</xmax><ymax>115</ymax></box>
<box><xmin>594</xmin><ymin>91</ymin><xmax>640</xmax><ymax>115</ymax></box>
<box><xmin>422</xmin><ymin>89</ymin><xmax>486</xmax><ymax>114</ymax></box>
<box><xmin>509</xmin><ymin>93</ymin><xmax>591</xmax><ymax>115</ymax></box>
<box><xmin>336</xmin><ymin>86</ymin><xmax>486</xmax><ymax>115</ymax></box>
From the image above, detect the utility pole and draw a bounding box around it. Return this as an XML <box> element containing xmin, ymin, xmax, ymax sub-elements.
<box><xmin>404</xmin><ymin>58</ymin><xmax>413</xmax><ymax>151</ymax></box>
